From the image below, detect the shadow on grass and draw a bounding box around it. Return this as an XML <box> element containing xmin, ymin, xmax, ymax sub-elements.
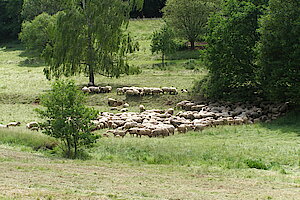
<box><xmin>261</xmin><ymin>108</ymin><xmax>300</xmax><ymax>136</ymax></box>
<box><xmin>0</xmin><ymin>40</ymin><xmax>45</xmax><ymax>68</ymax></box>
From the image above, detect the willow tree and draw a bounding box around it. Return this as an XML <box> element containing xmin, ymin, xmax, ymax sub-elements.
<box><xmin>43</xmin><ymin>0</ymin><xmax>143</xmax><ymax>85</ymax></box>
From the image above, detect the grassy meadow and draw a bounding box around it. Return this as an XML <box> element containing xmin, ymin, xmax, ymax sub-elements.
<box><xmin>0</xmin><ymin>19</ymin><xmax>300</xmax><ymax>199</ymax></box>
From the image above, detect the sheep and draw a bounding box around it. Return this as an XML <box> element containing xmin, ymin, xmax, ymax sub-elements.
<box><xmin>0</xmin><ymin>124</ymin><xmax>8</xmax><ymax>128</ymax></box>
<box><xmin>137</xmin><ymin>128</ymin><xmax>152</xmax><ymax>137</ymax></box>
<box><xmin>120</xmin><ymin>108</ymin><xmax>128</xmax><ymax>112</ymax></box>
<box><xmin>116</xmin><ymin>88</ymin><xmax>123</xmax><ymax>95</ymax></box>
<box><xmin>112</xmin><ymin>130</ymin><xmax>127</xmax><ymax>138</ymax></box>
<box><xmin>139</xmin><ymin>105</ymin><xmax>146</xmax><ymax>112</ymax></box>
<box><xmin>7</xmin><ymin>122</ymin><xmax>21</xmax><ymax>127</ymax></box>
<box><xmin>26</xmin><ymin>122</ymin><xmax>39</xmax><ymax>129</ymax></box>
<box><xmin>127</xmin><ymin>128</ymin><xmax>139</xmax><ymax>137</ymax></box>
<box><xmin>194</xmin><ymin>124</ymin><xmax>206</xmax><ymax>132</ymax></box>
<box><xmin>123</xmin><ymin>122</ymin><xmax>138</xmax><ymax>129</ymax></box>
<box><xmin>177</xmin><ymin>124</ymin><xmax>188</xmax><ymax>133</ymax></box>
<box><xmin>82</xmin><ymin>86</ymin><xmax>91</xmax><ymax>93</ymax></box>
<box><xmin>151</xmin><ymin>128</ymin><xmax>169</xmax><ymax>137</ymax></box>
<box><xmin>169</xmin><ymin>87</ymin><xmax>178</xmax><ymax>95</ymax></box>
<box><xmin>152</xmin><ymin>88</ymin><xmax>163</xmax><ymax>95</ymax></box>
<box><xmin>88</xmin><ymin>86</ymin><xmax>100</xmax><ymax>93</ymax></box>
<box><xmin>108</xmin><ymin>98</ymin><xmax>117</xmax><ymax>107</ymax></box>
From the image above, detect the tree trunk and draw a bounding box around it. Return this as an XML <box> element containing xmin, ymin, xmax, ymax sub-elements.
<box><xmin>162</xmin><ymin>54</ymin><xmax>165</xmax><ymax>67</ymax></box>
<box><xmin>89</xmin><ymin>64</ymin><xmax>95</xmax><ymax>86</ymax></box>
<box><xmin>190</xmin><ymin>40</ymin><xmax>195</xmax><ymax>50</ymax></box>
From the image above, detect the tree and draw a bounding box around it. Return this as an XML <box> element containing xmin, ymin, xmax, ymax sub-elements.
<box><xmin>151</xmin><ymin>25</ymin><xmax>176</xmax><ymax>66</ymax></box>
<box><xmin>162</xmin><ymin>0</ymin><xmax>217</xmax><ymax>49</ymax></box>
<box><xmin>19</xmin><ymin>12</ymin><xmax>57</xmax><ymax>55</ymax></box>
<box><xmin>21</xmin><ymin>0</ymin><xmax>66</xmax><ymax>21</ymax></box>
<box><xmin>199</xmin><ymin>0</ymin><xmax>265</xmax><ymax>101</ymax></box>
<box><xmin>36</xmin><ymin>80</ymin><xmax>99</xmax><ymax>159</ymax></box>
<box><xmin>0</xmin><ymin>0</ymin><xmax>23</xmax><ymax>41</ymax></box>
<box><xmin>43</xmin><ymin>0</ymin><xmax>143</xmax><ymax>85</ymax></box>
<box><xmin>257</xmin><ymin>0</ymin><xmax>300</xmax><ymax>104</ymax></box>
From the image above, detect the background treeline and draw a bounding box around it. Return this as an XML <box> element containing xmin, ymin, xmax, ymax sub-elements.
<box><xmin>0</xmin><ymin>0</ymin><xmax>166</xmax><ymax>42</ymax></box>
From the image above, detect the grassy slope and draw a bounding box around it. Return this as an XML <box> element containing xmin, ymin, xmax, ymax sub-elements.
<box><xmin>0</xmin><ymin>113</ymin><xmax>299</xmax><ymax>199</ymax></box>
<box><xmin>0</xmin><ymin>19</ymin><xmax>300</xmax><ymax>199</ymax></box>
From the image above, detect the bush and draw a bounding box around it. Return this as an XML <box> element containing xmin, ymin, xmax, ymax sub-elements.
<box><xmin>19</xmin><ymin>12</ymin><xmax>57</xmax><ymax>55</ymax></box>
<box><xmin>36</xmin><ymin>80</ymin><xmax>99</xmax><ymax>159</ymax></box>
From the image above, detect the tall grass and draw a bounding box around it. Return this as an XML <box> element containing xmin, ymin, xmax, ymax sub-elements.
<box><xmin>0</xmin><ymin>128</ymin><xmax>57</xmax><ymax>151</ymax></box>
<box><xmin>92</xmin><ymin>112</ymin><xmax>300</xmax><ymax>171</ymax></box>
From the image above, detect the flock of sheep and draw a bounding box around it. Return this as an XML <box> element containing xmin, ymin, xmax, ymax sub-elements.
<box><xmin>81</xmin><ymin>85</ymin><xmax>188</xmax><ymax>96</ymax></box>
<box><xmin>0</xmin><ymin>121</ymin><xmax>39</xmax><ymax>131</ymax></box>
<box><xmin>82</xmin><ymin>86</ymin><xmax>112</xmax><ymax>94</ymax></box>
<box><xmin>88</xmin><ymin>100</ymin><xmax>289</xmax><ymax>138</ymax></box>
<box><xmin>116</xmin><ymin>86</ymin><xmax>180</xmax><ymax>96</ymax></box>
<box><xmin>1</xmin><ymin>84</ymin><xmax>289</xmax><ymax>139</ymax></box>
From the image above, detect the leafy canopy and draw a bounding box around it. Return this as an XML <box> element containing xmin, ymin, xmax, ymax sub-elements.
<box><xmin>43</xmin><ymin>0</ymin><xmax>144</xmax><ymax>85</ymax></box>
<box><xmin>257</xmin><ymin>0</ymin><xmax>300</xmax><ymax>103</ymax></box>
<box><xmin>198</xmin><ymin>0</ymin><xmax>264</xmax><ymax>101</ymax></box>
<box><xmin>163</xmin><ymin>0</ymin><xmax>218</xmax><ymax>49</ymax></box>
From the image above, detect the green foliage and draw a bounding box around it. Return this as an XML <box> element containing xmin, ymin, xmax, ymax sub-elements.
<box><xmin>21</xmin><ymin>0</ymin><xmax>66</xmax><ymax>21</ymax></box>
<box><xmin>199</xmin><ymin>0</ymin><xmax>263</xmax><ymax>101</ymax></box>
<box><xmin>36</xmin><ymin>80</ymin><xmax>99</xmax><ymax>159</ymax></box>
<box><xmin>0</xmin><ymin>0</ymin><xmax>23</xmax><ymax>41</ymax></box>
<box><xmin>257</xmin><ymin>0</ymin><xmax>300</xmax><ymax>104</ymax></box>
<box><xmin>151</xmin><ymin>25</ymin><xmax>176</xmax><ymax>65</ymax></box>
<box><xmin>19</xmin><ymin>12</ymin><xmax>57</xmax><ymax>55</ymax></box>
<box><xmin>163</xmin><ymin>0</ymin><xmax>218</xmax><ymax>49</ymax></box>
<box><xmin>43</xmin><ymin>0</ymin><xmax>144</xmax><ymax>85</ymax></box>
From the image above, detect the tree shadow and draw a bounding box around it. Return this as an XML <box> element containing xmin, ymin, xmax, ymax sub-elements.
<box><xmin>261</xmin><ymin>108</ymin><xmax>300</xmax><ymax>137</ymax></box>
<box><xmin>0</xmin><ymin>40</ymin><xmax>45</xmax><ymax>68</ymax></box>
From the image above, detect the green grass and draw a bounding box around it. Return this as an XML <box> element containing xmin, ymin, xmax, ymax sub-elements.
<box><xmin>0</xmin><ymin>128</ymin><xmax>57</xmax><ymax>151</ymax></box>
<box><xmin>92</xmin><ymin>113</ymin><xmax>300</xmax><ymax>172</ymax></box>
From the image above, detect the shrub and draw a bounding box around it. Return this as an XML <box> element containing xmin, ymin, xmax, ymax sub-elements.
<box><xmin>19</xmin><ymin>12</ymin><xmax>57</xmax><ymax>55</ymax></box>
<box><xmin>36</xmin><ymin>80</ymin><xmax>99</xmax><ymax>159</ymax></box>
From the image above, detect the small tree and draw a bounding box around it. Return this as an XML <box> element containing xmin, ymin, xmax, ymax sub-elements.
<box><xmin>36</xmin><ymin>80</ymin><xmax>99</xmax><ymax>159</ymax></box>
<box><xmin>162</xmin><ymin>0</ymin><xmax>217</xmax><ymax>49</ymax></box>
<box><xmin>151</xmin><ymin>25</ymin><xmax>176</xmax><ymax>66</ymax></box>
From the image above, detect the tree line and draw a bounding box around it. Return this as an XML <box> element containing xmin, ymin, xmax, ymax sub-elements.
<box><xmin>1</xmin><ymin>0</ymin><xmax>299</xmax><ymax>104</ymax></box>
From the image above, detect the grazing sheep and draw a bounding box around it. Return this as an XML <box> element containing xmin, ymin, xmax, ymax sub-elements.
<box><xmin>0</xmin><ymin>124</ymin><xmax>8</xmax><ymax>128</ymax></box>
<box><xmin>120</xmin><ymin>108</ymin><xmax>128</xmax><ymax>112</ymax></box>
<box><xmin>7</xmin><ymin>122</ymin><xmax>21</xmax><ymax>127</ymax></box>
<box><xmin>116</xmin><ymin>88</ymin><xmax>123</xmax><ymax>95</ymax></box>
<box><xmin>108</xmin><ymin>98</ymin><xmax>117</xmax><ymax>107</ymax></box>
<box><xmin>137</xmin><ymin>128</ymin><xmax>151</xmax><ymax>137</ymax></box>
<box><xmin>177</xmin><ymin>124</ymin><xmax>188</xmax><ymax>133</ymax></box>
<box><xmin>26</xmin><ymin>122</ymin><xmax>39</xmax><ymax>129</ymax></box>
<box><xmin>139</xmin><ymin>105</ymin><xmax>146</xmax><ymax>112</ymax></box>
<box><xmin>88</xmin><ymin>86</ymin><xmax>100</xmax><ymax>93</ymax></box>
<box><xmin>82</xmin><ymin>86</ymin><xmax>91</xmax><ymax>93</ymax></box>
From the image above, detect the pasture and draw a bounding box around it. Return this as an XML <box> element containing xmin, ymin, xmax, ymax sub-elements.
<box><xmin>0</xmin><ymin>19</ymin><xmax>300</xmax><ymax>199</ymax></box>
